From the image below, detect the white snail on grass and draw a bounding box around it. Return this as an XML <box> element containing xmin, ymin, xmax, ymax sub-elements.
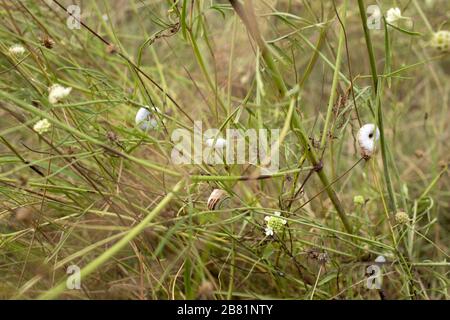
<box><xmin>48</xmin><ymin>84</ymin><xmax>72</xmax><ymax>104</ymax></box>
<box><xmin>357</xmin><ymin>124</ymin><xmax>380</xmax><ymax>158</ymax></box>
<box><xmin>135</xmin><ymin>106</ymin><xmax>161</xmax><ymax>131</ymax></box>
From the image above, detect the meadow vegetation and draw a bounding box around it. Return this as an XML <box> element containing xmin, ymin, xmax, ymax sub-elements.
<box><xmin>0</xmin><ymin>0</ymin><xmax>449</xmax><ymax>299</ymax></box>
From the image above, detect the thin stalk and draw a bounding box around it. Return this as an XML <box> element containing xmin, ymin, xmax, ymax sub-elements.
<box><xmin>357</xmin><ymin>1</ymin><xmax>397</xmax><ymax>213</ymax></box>
<box><xmin>320</xmin><ymin>0</ymin><xmax>347</xmax><ymax>149</ymax></box>
<box><xmin>39</xmin><ymin>180</ymin><xmax>184</xmax><ymax>299</ymax></box>
<box><xmin>229</xmin><ymin>0</ymin><xmax>353</xmax><ymax>234</ymax></box>
<box><xmin>357</xmin><ymin>0</ymin><xmax>378</xmax><ymax>91</ymax></box>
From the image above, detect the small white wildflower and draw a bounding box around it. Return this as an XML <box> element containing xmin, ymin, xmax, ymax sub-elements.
<box><xmin>385</xmin><ymin>7</ymin><xmax>403</xmax><ymax>26</ymax></box>
<box><xmin>430</xmin><ymin>30</ymin><xmax>450</xmax><ymax>53</ymax></box>
<box><xmin>135</xmin><ymin>106</ymin><xmax>161</xmax><ymax>131</ymax></box>
<box><xmin>375</xmin><ymin>255</ymin><xmax>386</xmax><ymax>264</ymax></box>
<box><xmin>205</xmin><ymin>137</ymin><xmax>227</xmax><ymax>149</ymax></box>
<box><xmin>48</xmin><ymin>84</ymin><xmax>72</xmax><ymax>104</ymax></box>
<box><xmin>265</xmin><ymin>227</ymin><xmax>274</xmax><ymax>236</ymax></box>
<box><xmin>33</xmin><ymin>119</ymin><xmax>51</xmax><ymax>134</ymax></box>
<box><xmin>9</xmin><ymin>44</ymin><xmax>26</xmax><ymax>55</ymax></box>
<box><xmin>357</xmin><ymin>124</ymin><xmax>380</xmax><ymax>158</ymax></box>
<box><xmin>264</xmin><ymin>211</ymin><xmax>287</xmax><ymax>237</ymax></box>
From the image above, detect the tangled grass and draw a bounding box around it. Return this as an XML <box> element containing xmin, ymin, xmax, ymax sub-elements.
<box><xmin>0</xmin><ymin>0</ymin><xmax>449</xmax><ymax>300</ymax></box>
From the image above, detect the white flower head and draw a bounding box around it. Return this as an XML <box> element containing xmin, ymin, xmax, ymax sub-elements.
<box><xmin>385</xmin><ymin>7</ymin><xmax>403</xmax><ymax>26</ymax></box>
<box><xmin>135</xmin><ymin>106</ymin><xmax>161</xmax><ymax>131</ymax></box>
<box><xmin>357</xmin><ymin>124</ymin><xmax>380</xmax><ymax>158</ymax></box>
<box><xmin>395</xmin><ymin>211</ymin><xmax>409</xmax><ymax>224</ymax></box>
<box><xmin>265</xmin><ymin>227</ymin><xmax>274</xmax><ymax>236</ymax></box>
<box><xmin>375</xmin><ymin>255</ymin><xmax>386</xmax><ymax>264</ymax></box>
<box><xmin>205</xmin><ymin>137</ymin><xmax>227</xmax><ymax>149</ymax></box>
<box><xmin>9</xmin><ymin>44</ymin><xmax>26</xmax><ymax>55</ymax></box>
<box><xmin>430</xmin><ymin>30</ymin><xmax>450</xmax><ymax>53</ymax></box>
<box><xmin>33</xmin><ymin>119</ymin><xmax>51</xmax><ymax>134</ymax></box>
<box><xmin>48</xmin><ymin>84</ymin><xmax>72</xmax><ymax>104</ymax></box>
<box><xmin>264</xmin><ymin>211</ymin><xmax>287</xmax><ymax>236</ymax></box>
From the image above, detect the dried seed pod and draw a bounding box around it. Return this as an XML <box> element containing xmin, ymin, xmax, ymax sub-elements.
<box><xmin>15</xmin><ymin>207</ymin><xmax>34</xmax><ymax>225</ymax></box>
<box><xmin>40</xmin><ymin>35</ymin><xmax>55</xmax><ymax>49</ymax></box>
<box><xmin>207</xmin><ymin>189</ymin><xmax>227</xmax><ymax>210</ymax></box>
<box><xmin>106</xmin><ymin>43</ymin><xmax>117</xmax><ymax>54</ymax></box>
<box><xmin>196</xmin><ymin>281</ymin><xmax>214</xmax><ymax>300</ymax></box>
<box><xmin>357</xmin><ymin>124</ymin><xmax>380</xmax><ymax>158</ymax></box>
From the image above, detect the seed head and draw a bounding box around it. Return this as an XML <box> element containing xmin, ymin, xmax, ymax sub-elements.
<box><xmin>430</xmin><ymin>30</ymin><xmax>450</xmax><ymax>53</ymax></box>
<box><xmin>395</xmin><ymin>211</ymin><xmax>409</xmax><ymax>224</ymax></box>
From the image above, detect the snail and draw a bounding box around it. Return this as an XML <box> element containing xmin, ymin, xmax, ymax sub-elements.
<box><xmin>135</xmin><ymin>106</ymin><xmax>161</xmax><ymax>131</ymax></box>
<box><xmin>207</xmin><ymin>189</ymin><xmax>228</xmax><ymax>210</ymax></box>
<box><xmin>357</xmin><ymin>123</ymin><xmax>380</xmax><ymax>158</ymax></box>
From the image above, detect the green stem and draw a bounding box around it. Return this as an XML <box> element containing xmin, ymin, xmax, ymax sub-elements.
<box><xmin>39</xmin><ymin>180</ymin><xmax>184</xmax><ymax>299</ymax></box>
<box><xmin>357</xmin><ymin>0</ymin><xmax>397</xmax><ymax>212</ymax></box>
<box><xmin>229</xmin><ymin>0</ymin><xmax>353</xmax><ymax>234</ymax></box>
<box><xmin>320</xmin><ymin>0</ymin><xmax>347</xmax><ymax>149</ymax></box>
<box><xmin>357</xmin><ymin>0</ymin><xmax>378</xmax><ymax>91</ymax></box>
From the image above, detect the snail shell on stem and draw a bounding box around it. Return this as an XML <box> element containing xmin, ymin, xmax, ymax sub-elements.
<box><xmin>357</xmin><ymin>124</ymin><xmax>380</xmax><ymax>158</ymax></box>
<box><xmin>135</xmin><ymin>106</ymin><xmax>161</xmax><ymax>131</ymax></box>
<box><xmin>207</xmin><ymin>189</ymin><xmax>228</xmax><ymax>210</ymax></box>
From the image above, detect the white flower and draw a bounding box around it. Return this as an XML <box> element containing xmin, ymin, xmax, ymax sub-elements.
<box><xmin>135</xmin><ymin>106</ymin><xmax>161</xmax><ymax>131</ymax></box>
<box><xmin>385</xmin><ymin>7</ymin><xmax>403</xmax><ymax>26</ymax></box>
<box><xmin>357</xmin><ymin>124</ymin><xmax>380</xmax><ymax>158</ymax></box>
<box><xmin>265</xmin><ymin>227</ymin><xmax>274</xmax><ymax>236</ymax></box>
<box><xmin>48</xmin><ymin>84</ymin><xmax>72</xmax><ymax>104</ymax></box>
<box><xmin>33</xmin><ymin>119</ymin><xmax>51</xmax><ymax>134</ymax></box>
<box><xmin>9</xmin><ymin>44</ymin><xmax>26</xmax><ymax>55</ymax></box>
<box><xmin>264</xmin><ymin>211</ymin><xmax>287</xmax><ymax>236</ymax></box>
<box><xmin>430</xmin><ymin>30</ymin><xmax>450</xmax><ymax>53</ymax></box>
<box><xmin>205</xmin><ymin>137</ymin><xmax>227</xmax><ymax>148</ymax></box>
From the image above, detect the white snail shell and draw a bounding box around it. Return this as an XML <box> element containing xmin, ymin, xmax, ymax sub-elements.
<box><xmin>135</xmin><ymin>106</ymin><xmax>161</xmax><ymax>131</ymax></box>
<box><xmin>357</xmin><ymin>124</ymin><xmax>380</xmax><ymax>157</ymax></box>
<box><xmin>207</xmin><ymin>189</ymin><xmax>227</xmax><ymax>210</ymax></box>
